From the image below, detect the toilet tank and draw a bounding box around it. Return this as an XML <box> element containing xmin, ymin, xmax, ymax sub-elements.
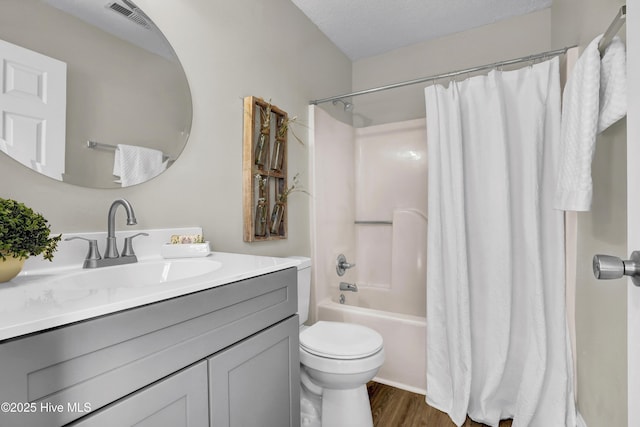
<box><xmin>288</xmin><ymin>256</ymin><xmax>311</xmax><ymax>325</ymax></box>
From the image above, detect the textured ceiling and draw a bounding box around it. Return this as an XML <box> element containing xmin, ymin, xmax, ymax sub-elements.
<box><xmin>291</xmin><ymin>0</ymin><xmax>552</xmax><ymax>60</ymax></box>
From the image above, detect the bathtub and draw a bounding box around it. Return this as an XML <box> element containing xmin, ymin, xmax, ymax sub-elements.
<box><xmin>316</xmin><ymin>298</ymin><xmax>426</xmax><ymax>395</ymax></box>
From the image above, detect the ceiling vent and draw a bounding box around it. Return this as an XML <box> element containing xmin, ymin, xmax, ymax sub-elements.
<box><xmin>106</xmin><ymin>1</ymin><xmax>150</xmax><ymax>29</ymax></box>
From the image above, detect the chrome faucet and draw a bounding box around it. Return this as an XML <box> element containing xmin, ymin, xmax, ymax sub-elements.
<box><xmin>105</xmin><ymin>199</ymin><xmax>137</xmax><ymax>259</ymax></box>
<box><xmin>339</xmin><ymin>282</ymin><xmax>358</xmax><ymax>292</ymax></box>
<box><xmin>336</xmin><ymin>254</ymin><xmax>356</xmax><ymax>276</ymax></box>
<box><xmin>65</xmin><ymin>199</ymin><xmax>148</xmax><ymax>268</ymax></box>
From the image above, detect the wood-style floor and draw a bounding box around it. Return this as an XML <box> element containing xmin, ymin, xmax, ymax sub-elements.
<box><xmin>367</xmin><ymin>382</ymin><xmax>513</xmax><ymax>427</ymax></box>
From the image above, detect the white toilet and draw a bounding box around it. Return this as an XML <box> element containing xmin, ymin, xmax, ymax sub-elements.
<box><xmin>291</xmin><ymin>257</ymin><xmax>385</xmax><ymax>427</ymax></box>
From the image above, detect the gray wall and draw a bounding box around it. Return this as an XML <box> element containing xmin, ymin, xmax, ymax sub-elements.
<box><xmin>552</xmin><ymin>1</ymin><xmax>628</xmax><ymax>426</ymax></box>
<box><xmin>349</xmin><ymin>9</ymin><xmax>551</xmax><ymax>126</ymax></box>
<box><xmin>0</xmin><ymin>0</ymin><xmax>352</xmax><ymax>258</ymax></box>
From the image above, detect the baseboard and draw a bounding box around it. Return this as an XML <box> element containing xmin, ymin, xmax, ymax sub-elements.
<box><xmin>577</xmin><ymin>411</ymin><xmax>587</xmax><ymax>427</ymax></box>
<box><xmin>372</xmin><ymin>376</ymin><xmax>427</xmax><ymax>396</ymax></box>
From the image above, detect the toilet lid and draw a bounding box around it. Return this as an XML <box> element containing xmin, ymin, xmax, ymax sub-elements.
<box><xmin>300</xmin><ymin>321</ymin><xmax>383</xmax><ymax>359</ymax></box>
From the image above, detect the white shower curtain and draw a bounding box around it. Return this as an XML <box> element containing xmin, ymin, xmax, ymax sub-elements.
<box><xmin>425</xmin><ymin>57</ymin><xmax>576</xmax><ymax>427</ymax></box>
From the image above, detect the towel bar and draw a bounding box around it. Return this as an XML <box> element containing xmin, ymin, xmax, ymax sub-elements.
<box><xmin>354</xmin><ymin>220</ymin><xmax>393</xmax><ymax>225</ymax></box>
<box><xmin>86</xmin><ymin>140</ymin><xmax>173</xmax><ymax>163</ymax></box>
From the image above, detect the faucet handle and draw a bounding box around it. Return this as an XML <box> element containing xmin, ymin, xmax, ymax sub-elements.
<box><xmin>65</xmin><ymin>237</ymin><xmax>102</xmax><ymax>267</ymax></box>
<box><xmin>336</xmin><ymin>254</ymin><xmax>356</xmax><ymax>276</ymax></box>
<box><xmin>122</xmin><ymin>232</ymin><xmax>149</xmax><ymax>257</ymax></box>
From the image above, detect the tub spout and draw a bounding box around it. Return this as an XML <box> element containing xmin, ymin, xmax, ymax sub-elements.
<box><xmin>339</xmin><ymin>282</ymin><xmax>358</xmax><ymax>292</ymax></box>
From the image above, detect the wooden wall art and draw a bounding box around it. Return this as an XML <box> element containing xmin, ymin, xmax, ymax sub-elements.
<box><xmin>242</xmin><ymin>96</ymin><xmax>288</xmax><ymax>242</ymax></box>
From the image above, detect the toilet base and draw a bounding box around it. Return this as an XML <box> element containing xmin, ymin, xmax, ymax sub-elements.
<box><xmin>321</xmin><ymin>385</ymin><xmax>373</xmax><ymax>427</ymax></box>
<box><xmin>301</xmin><ymin>378</ymin><xmax>322</xmax><ymax>427</ymax></box>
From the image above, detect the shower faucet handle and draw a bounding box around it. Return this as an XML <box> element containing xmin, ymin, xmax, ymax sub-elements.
<box><xmin>336</xmin><ymin>254</ymin><xmax>356</xmax><ymax>276</ymax></box>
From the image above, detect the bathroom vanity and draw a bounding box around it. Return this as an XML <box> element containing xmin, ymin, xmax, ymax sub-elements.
<box><xmin>0</xmin><ymin>248</ymin><xmax>300</xmax><ymax>427</ymax></box>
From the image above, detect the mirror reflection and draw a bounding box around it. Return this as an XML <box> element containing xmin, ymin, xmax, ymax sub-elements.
<box><xmin>0</xmin><ymin>0</ymin><xmax>192</xmax><ymax>188</ymax></box>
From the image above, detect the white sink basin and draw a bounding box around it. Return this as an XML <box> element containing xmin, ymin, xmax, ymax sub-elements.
<box><xmin>49</xmin><ymin>258</ymin><xmax>223</xmax><ymax>289</ymax></box>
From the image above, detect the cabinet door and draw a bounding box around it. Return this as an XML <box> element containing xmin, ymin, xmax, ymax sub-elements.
<box><xmin>209</xmin><ymin>315</ymin><xmax>300</xmax><ymax>427</ymax></box>
<box><xmin>0</xmin><ymin>267</ymin><xmax>296</xmax><ymax>427</ymax></box>
<box><xmin>70</xmin><ymin>362</ymin><xmax>208</xmax><ymax>427</ymax></box>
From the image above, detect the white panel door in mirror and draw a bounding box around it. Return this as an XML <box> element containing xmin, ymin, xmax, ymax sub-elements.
<box><xmin>0</xmin><ymin>39</ymin><xmax>66</xmax><ymax>180</ymax></box>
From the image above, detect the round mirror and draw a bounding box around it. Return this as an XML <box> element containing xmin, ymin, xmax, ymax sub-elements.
<box><xmin>0</xmin><ymin>0</ymin><xmax>192</xmax><ymax>188</ymax></box>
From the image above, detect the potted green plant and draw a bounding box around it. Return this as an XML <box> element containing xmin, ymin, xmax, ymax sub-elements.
<box><xmin>0</xmin><ymin>198</ymin><xmax>61</xmax><ymax>282</ymax></box>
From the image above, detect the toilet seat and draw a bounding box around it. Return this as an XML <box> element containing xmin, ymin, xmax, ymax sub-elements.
<box><xmin>300</xmin><ymin>345</ymin><xmax>385</xmax><ymax>376</ymax></box>
<box><xmin>300</xmin><ymin>321</ymin><xmax>383</xmax><ymax>360</ymax></box>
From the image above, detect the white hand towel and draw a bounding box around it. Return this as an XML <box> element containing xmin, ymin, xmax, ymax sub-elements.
<box><xmin>554</xmin><ymin>34</ymin><xmax>627</xmax><ymax>211</ymax></box>
<box><xmin>598</xmin><ymin>36</ymin><xmax>627</xmax><ymax>132</ymax></box>
<box><xmin>113</xmin><ymin>144</ymin><xmax>167</xmax><ymax>187</ymax></box>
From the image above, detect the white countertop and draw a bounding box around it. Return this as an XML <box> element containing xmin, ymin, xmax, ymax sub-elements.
<box><xmin>0</xmin><ymin>251</ymin><xmax>299</xmax><ymax>342</ymax></box>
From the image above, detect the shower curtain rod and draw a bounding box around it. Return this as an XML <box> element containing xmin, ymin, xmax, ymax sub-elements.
<box><xmin>311</xmin><ymin>5</ymin><xmax>626</xmax><ymax>106</ymax></box>
<box><xmin>311</xmin><ymin>46</ymin><xmax>579</xmax><ymax>105</ymax></box>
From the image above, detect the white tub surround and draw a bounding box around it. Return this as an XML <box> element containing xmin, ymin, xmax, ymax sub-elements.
<box><xmin>310</xmin><ymin>107</ymin><xmax>429</xmax><ymax>395</ymax></box>
<box><xmin>0</xmin><ymin>227</ymin><xmax>298</xmax><ymax>341</ymax></box>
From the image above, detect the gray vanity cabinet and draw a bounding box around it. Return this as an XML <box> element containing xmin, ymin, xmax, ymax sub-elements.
<box><xmin>70</xmin><ymin>361</ymin><xmax>209</xmax><ymax>427</ymax></box>
<box><xmin>209</xmin><ymin>315</ymin><xmax>300</xmax><ymax>427</ymax></box>
<box><xmin>0</xmin><ymin>267</ymin><xmax>299</xmax><ymax>427</ymax></box>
